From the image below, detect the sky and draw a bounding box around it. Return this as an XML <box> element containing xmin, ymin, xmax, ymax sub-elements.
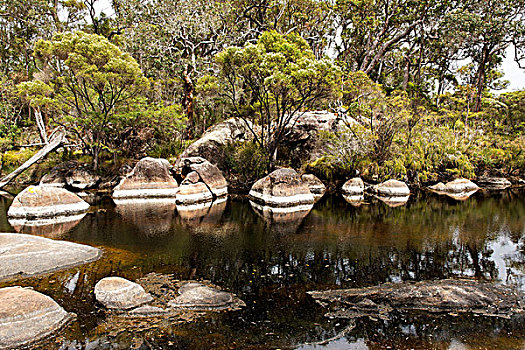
<box><xmin>93</xmin><ymin>1</ymin><xmax>524</xmax><ymax>92</ymax></box>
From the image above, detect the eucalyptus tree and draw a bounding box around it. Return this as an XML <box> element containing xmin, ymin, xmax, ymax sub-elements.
<box><xmin>216</xmin><ymin>31</ymin><xmax>341</xmax><ymax>169</ymax></box>
<box><xmin>17</xmin><ymin>31</ymin><xmax>149</xmax><ymax>170</ymax></box>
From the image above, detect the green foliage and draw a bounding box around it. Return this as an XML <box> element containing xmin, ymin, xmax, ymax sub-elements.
<box><xmin>223</xmin><ymin>141</ymin><xmax>269</xmax><ymax>188</ymax></box>
<box><xmin>17</xmin><ymin>31</ymin><xmax>149</xmax><ymax>169</ymax></box>
<box><xmin>216</xmin><ymin>30</ymin><xmax>341</xmax><ymax>169</ymax></box>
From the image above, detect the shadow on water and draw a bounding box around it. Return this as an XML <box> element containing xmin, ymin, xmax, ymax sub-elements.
<box><xmin>1</xmin><ymin>190</ymin><xmax>525</xmax><ymax>348</ymax></box>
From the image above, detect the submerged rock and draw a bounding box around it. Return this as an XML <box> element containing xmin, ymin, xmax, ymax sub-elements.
<box><xmin>249</xmin><ymin>168</ymin><xmax>315</xmax><ymax>209</ymax></box>
<box><xmin>94</xmin><ymin>277</ymin><xmax>153</xmax><ymax>310</ymax></box>
<box><xmin>169</xmin><ymin>282</ymin><xmax>234</xmax><ymax>309</ymax></box>
<box><xmin>342</xmin><ymin>177</ymin><xmax>364</xmax><ymax>195</ymax></box>
<box><xmin>113</xmin><ymin>157</ymin><xmax>178</xmax><ymax>200</ymax></box>
<box><xmin>301</xmin><ymin>174</ymin><xmax>326</xmax><ymax>201</ymax></box>
<box><xmin>308</xmin><ymin>279</ymin><xmax>525</xmax><ymax>319</ymax></box>
<box><xmin>0</xmin><ymin>286</ymin><xmax>74</xmax><ymax>349</ymax></box>
<box><xmin>7</xmin><ymin>185</ymin><xmax>90</xmax><ymax>219</ymax></box>
<box><xmin>0</xmin><ymin>232</ymin><xmax>101</xmax><ymax>280</ymax></box>
<box><xmin>476</xmin><ymin>177</ymin><xmax>512</xmax><ymax>190</ymax></box>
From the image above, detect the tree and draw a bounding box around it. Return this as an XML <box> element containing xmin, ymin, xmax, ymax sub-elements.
<box><xmin>216</xmin><ymin>30</ymin><xmax>341</xmax><ymax>168</ymax></box>
<box><xmin>17</xmin><ymin>31</ymin><xmax>149</xmax><ymax>170</ymax></box>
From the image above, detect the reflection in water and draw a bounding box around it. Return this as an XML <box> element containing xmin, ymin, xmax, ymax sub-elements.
<box><xmin>373</xmin><ymin>194</ymin><xmax>410</xmax><ymax>207</ymax></box>
<box><xmin>8</xmin><ymin>213</ymin><xmax>86</xmax><ymax>237</ymax></box>
<box><xmin>429</xmin><ymin>188</ymin><xmax>479</xmax><ymax>201</ymax></box>
<box><xmin>114</xmin><ymin>198</ymin><xmax>177</xmax><ymax>237</ymax></box>
<box><xmin>1</xmin><ymin>190</ymin><xmax>525</xmax><ymax>348</ymax></box>
<box><xmin>342</xmin><ymin>194</ymin><xmax>365</xmax><ymax>207</ymax></box>
<box><xmin>249</xmin><ymin>200</ymin><xmax>313</xmax><ymax>234</ymax></box>
<box><xmin>176</xmin><ymin>197</ymin><xmax>227</xmax><ymax>224</ymax></box>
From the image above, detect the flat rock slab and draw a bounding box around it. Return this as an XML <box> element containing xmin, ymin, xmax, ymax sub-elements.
<box><xmin>308</xmin><ymin>279</ymin><xmax>525</xmax><ymax>319</ymax></box>
<box><xmin>94</xmin><ymin>277</ymin><xmax>153</xmax><ymax>310</ymax></box>
<box><xmin>0</xmin><ymin>233</ymin><xmax>101</xmax><ymax>280</ymax></box>
<box><xmin>0</xmin><ymin>286</ymin><xmax>74</xmax><ymax>349</ymax></box>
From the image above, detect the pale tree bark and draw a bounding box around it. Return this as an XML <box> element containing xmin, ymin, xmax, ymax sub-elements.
<box><xmin>0</xmin><ymin>128</ymin><xmax>66</xmax><ymax>189</ymax></box>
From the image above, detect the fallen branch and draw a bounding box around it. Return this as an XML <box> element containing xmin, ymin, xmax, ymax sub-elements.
<box><xmin>0</xmin><ymin>128</ymin><xmax>66</xmax><ymax>189</ymax></box>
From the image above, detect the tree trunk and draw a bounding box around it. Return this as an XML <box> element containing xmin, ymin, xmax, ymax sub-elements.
<box><xmin>474</xmin><ymin>45</ymin><xmax>489</xmax><ymax>112</ymax></box>
<box><xmin>0</xmin><ymin>128</ymin><xmax>65</xmax><ymax>189</ymax></box>
<box><xmin>183</xmin><ymin>66</ymin><xmax>195</xmax><ymax>139</ymax></box>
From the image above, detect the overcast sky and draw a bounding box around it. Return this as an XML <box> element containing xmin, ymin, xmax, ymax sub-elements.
<box><xmin>94</xmin><ymin>1</ymin><xmax>524</xmax><ymax>92</ymax></box>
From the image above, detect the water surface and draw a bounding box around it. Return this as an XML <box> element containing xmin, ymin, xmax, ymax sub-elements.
<box><xmin>1</xmin><ymin>190</ymin><xmax>525</xmax><ymax>349</ymax></box>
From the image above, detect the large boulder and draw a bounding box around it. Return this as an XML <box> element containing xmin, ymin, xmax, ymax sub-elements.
<box><xmin>249</xmin><ymin>168</ymin><xmax>315</xmax><ymax>208</ymax></box>
<box><xmin>94</xmin><ymin>277</ymin><xmax>153</xmax><ymax>310</ymax></box>
<box><xmin>176</xmin><ymin>157</ymin><xmax>228</xmax><ymax>198</ymax></box>
<box><xmin>176</xmin><ymin>171</ymin><xmax>215</xmax><ymax>205</ymax></box>
<box><xmin>0</xmin><ymin>233</ymin><xmax>101</xmax><ymax>280</ymax></box>
<box><xmin>40</xmin><ymin>161</ymin><xmax>99</xmax><ymax>190</ymax></box>
<box><xmin>301</xmin><ymin>174</ymin><xmax>326</xmax><ymax>201</ymax></box>
<box><xmin>113</xmin><ymin>157</ymin><xmax>178</xmax><ymax>200</ymax></box>
<box><xmin>0</xmin><ymin>286</ymin><xmax>74</xmax><ymax>349</ymax></box>
<box><xmin>370</xmin><ymin>179</ymin><xmax>410</xmax><ymax>197</ymax></box>
<box><xmin>7</xmin><ymin>185</ymin><xmax>89</xmax><ymax>219</ymax></box>
<box><xmin>342</xmin><ymin>177</ymin><xmax>364</xmax><ymax>195</ymax></box>
<box><xmin>179</xmin><ymin>118</ymin><xmax>254</xmax><ymax>166</ymax></box>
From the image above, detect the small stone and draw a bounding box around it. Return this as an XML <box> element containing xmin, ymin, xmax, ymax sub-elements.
<box><xmin>0</xmin><ymin>286</ymin><xmax>74</xmax><ymax>349</ymax></box>
<box><xmin>94</xmin><ymin>277</ymin><xmax>153</xmax><ymax>310</ymax></box>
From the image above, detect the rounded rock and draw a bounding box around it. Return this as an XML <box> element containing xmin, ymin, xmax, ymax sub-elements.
<box><xmin>169</xmin><ymin>283</ymin><xmax>233</xmax><ymax>309</ymax></box>
<box><xmin>301</xmin><ymin>174</ymin><xmax>326</xmax><ymax>200</ymax></box>
<box><xmin>249</xmin><ymin>168</ymin><xmax>315</xmax><ymax>208</ymax></box>
<box><xmin>94</xmin><ymin>277</ymin><xmax>153</xmax><ymax>310</ymax></box>
<box><xmin>7</xmin><ymin>185</ymin><xmax>90</xmax><ymax>219</ymax></box>
<box><xmin>0</xmin><ymin>286</ymin><xmax>74</xmax><ymax>349</ymax></box>
<box><xmin>371</xmin><ymin>179</ymin><xmax>410</xmax><ymax>197</ymax></box>
<box><xmin>342</xmin><ymin>177</ymin><xmax>364</xmax><ymax>195</ymax></box>
<box><xmin>113</xmin><ymin>157</ymin><xmax>179</xmax><ymax>199</ymax></box>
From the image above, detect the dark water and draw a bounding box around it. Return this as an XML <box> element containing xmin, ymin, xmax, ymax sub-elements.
<box><xmin>1</xmin><ymin>190</ymin><xmax>525</xmax><ymax>349</ymax></box>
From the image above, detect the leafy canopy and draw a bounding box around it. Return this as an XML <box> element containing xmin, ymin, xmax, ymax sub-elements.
<box><xmin>216</xmin><ymin>30</ymin><xmax>341</xmax><ymax>166</ymax></box>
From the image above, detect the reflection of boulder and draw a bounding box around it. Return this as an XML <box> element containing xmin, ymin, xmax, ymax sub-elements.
<box><xmin>113</xmin><ymin>157</ymin><xmax>178</xmax><ymax>199</ymax></box>
<box><xmin>250</xmin><ymin>200</ymin><xmax>310</xmax><ymax>234</ymax></box>
<box><xmin>0</xmin><ymin>286</ymin><xmax>74</xmax><ymax>349</ymax></box>
<box><xmin>374</xmin><ymin>195</ymin><xmax>410</xmax><ymax>207</ymax></box>
<box><xmin>301</xmin><ymin>174</ymin><xmax>326</xmax><ymax>201</ymax></box>
<box><xmin>176</xmin><ymin>197</ymin><xmax>227</xmax><ymax>224</ymax></box>
<box><xmin>40</xmin><ymin>161</ymin><xmax>100</xmax><ymax>190</ymax></box>
<box><xmin>175</xmin><ymin>157</ymin><xmax>228</xmax><ymax>203</ymax></box>
<box><xmin>342</xmin><ymin>177</ymin><xmax>364</xmax><ymax>195</ymax></box>
<box><xmin>8</xmin><ymin>213</ymin><xmax>85</xmax><ymax>238</ymax></box>
<box><xmin>7</xmin><ymin>185</ymin><xmax>90</xmax><ymax>219</ymax></box>
<box><xmin>343</xmin><ymin>194</ymin><xmax>365</xmax><ymax>207</ymax></box>
<box><xmin>249</xmin><ymin>168</ymin><xmax>314</xmax><ymax>208</ymax></box>
<box><xmin>476</xmin><ymin>177</ymin><xmax>511</xmax><ymax>190</ymax></box>
<box><xmin>114</xmin><ymin>199</ymin><xmax>176</xmax><ymax>236</ymax></box>
<box><xmin>429</xmin><ymin>178</ymin><xmax>479</xmax><ymax>200</ymax></box>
